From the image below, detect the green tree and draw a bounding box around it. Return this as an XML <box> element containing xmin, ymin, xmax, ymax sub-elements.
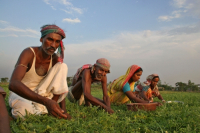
<box><xmin>188</xmin><ymin>80</ymin><xmax>198</xmax><ymax>91</ymax></box>
<box><xmin>175</xmin><ymin>80</ymin><xmax>198</xmax><ymax>91</ymax></box>
<box><xmin>67</xmin><ymin>77</ymin><xmax>73</xmax><ymax>86</ymax></box>
<box><xmin>1</xmin><ymin>77</ymin><xmax>9</xmax><ymax>83</ymax></box>
<box><xmin>157</xmin><ymin>80</ymin><xmax>172</xmax><ymax>90</ymax></box>
<box><xmin>175</xmin><ymin>82</ymin><xmax>187</xmax><ymax>91</ymax></box>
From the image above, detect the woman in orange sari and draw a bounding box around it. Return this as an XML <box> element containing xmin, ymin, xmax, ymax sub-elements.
<box><xmin>135</xmin><ymin>74</ymin><xmax>165</xmax><ymax>102</ymax></box>
<box><xmin>107</xmin><ymin>65</ymin><xmax>150</xmax><ymax>104</ymax></box>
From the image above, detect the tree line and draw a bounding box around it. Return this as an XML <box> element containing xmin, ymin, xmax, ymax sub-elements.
<box><xmin>1</xmin><ymin>77</ymin><xmax>199</xmax><ymax>91</ymax></box>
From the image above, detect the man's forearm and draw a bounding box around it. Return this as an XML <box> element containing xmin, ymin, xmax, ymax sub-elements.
<box><xmin>59</xmin><ymin>99</ymin><xmax>67</xmax><ymax>113</ymax></box>
<box><xmin>9</xmin><ymin>80</ymin><xmax>49</xmax><ymax>106</ymax></box>
<box><xmin>84</xmin><ymin>99</ymin><xmax>91</xmax><ymax>106</ymax></box>
<box><xmin>103</xmin><ymin>96</ymin><xmax>111</xmax><ymax>107</ymax></box>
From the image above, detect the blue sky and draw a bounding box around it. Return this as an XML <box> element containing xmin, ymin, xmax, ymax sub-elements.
<box><xmin>0</xmin><ymin>0</ymin><xmax>200</xmax><ymax>86</ymax></box>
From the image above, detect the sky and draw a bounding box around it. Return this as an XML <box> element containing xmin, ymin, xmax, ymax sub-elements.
<box><xmin>0</xmin><ymin>0</ymin><xmax>200</xmax><ymax>86</ymax></box>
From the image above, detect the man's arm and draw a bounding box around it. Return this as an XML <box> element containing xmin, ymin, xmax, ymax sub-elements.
<box><xmin>52</xmin><ymin>95</ymin><xmax>72</xmax><ymax>119</ymax></box>
<box><xmin>59</xmin><ymin>99</ymin><xmax>72</xmax><ymax>120</ymax></box>
<box><xmin>9</xmin><ymin>48</ymin><xmax>67</xmax><ymax>119</ymax></box>
<box><xmin>101</xmin><ymin>76</ymin><xmax>111</xmax><ymax>108</ymax></box>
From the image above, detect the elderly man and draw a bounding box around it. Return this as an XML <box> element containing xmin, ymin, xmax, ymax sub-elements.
<box><xmin>9</xmin><ymin>24</ymin><xmax>71</xmax><ymax>119</ymax></box>
<box><xmin>0</xmin><ymin>86</ymin><xmax>11</xmax><ymax>133</ymax></box>
<box><xmin>67</xmin><ymin>58</ymin><xmax>114</xmax><ymax>114</ymax></box>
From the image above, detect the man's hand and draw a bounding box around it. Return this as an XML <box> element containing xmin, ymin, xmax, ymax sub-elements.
<box><xmin>64</xmin><ymin>113</ymin><xmax>72</xmax><ymax>120</ymax></box>
<box><xmin>105</xmin><ymin>107</ymin><xmax>114</xmax><ymax>114</ymax></box>
<box><xmin>45</xmin><ymin>99</ymin><xmax>68</xmax><ymax>119</ymax></box>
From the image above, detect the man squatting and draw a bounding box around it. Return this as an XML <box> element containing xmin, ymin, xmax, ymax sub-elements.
<box><xmin>67</xmin><ymin>58</ymin><xmax>114</xmax><ymax>114</ymax></box>
<box><xmin>9</xmin><ymin>24</ymin><xmax>71</xmax><ymax>119</ymax></box>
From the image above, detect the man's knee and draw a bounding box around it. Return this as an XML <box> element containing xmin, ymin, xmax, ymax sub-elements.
<box><xmin>11</xmin><ymin>100</ymin><xmax>34</xmax><ymax>119</ymax></box>
<box><xmin>55</xmin><ymin>62</ymin><xmax>68</xmax><ymax>70</ymax></box>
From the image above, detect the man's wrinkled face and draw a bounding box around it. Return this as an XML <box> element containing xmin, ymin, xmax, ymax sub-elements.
<box><xmin>40</xmin><ymin>33</ymin><xmax>62</xmax><ymax>55</ymax></box>
<box><xmin>132</xmin><ymin>71</ymin><xmax>142</xmax><ymax>82</ymax></box>
<box><xmin>94</xmin><ymin>66</ymin><xmax>108</xmax><ymax>80</ymax></box>
<box><xmin>151</xmin><ymin>77</ymin><xmax>159</xmax><ymax>88</ymax></box>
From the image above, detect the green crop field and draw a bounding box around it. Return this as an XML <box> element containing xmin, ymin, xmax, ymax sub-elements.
<box><xmin>1</xmin><ymin>84</ymin><xmax>200</xmax><ymax>133</ymax></box>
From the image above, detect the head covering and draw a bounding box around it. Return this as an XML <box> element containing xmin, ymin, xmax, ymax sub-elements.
<box><xmin>135</xmin><ymin>74</ymin><xmax>160</xmax><ymax>101</ymax></box>
<box><xmin>94</xmin><ymin>58</ymin><xmax>111</xmax><ymax>73</ymax></box>
<box><xmin>146</xmin><ymin>74</ymin><xmax>159</xmax><ymax>84</ymax></box>
<box><xmin>136</xmin><ymin>74</ymin><xmax>159</xmax><ymax>91</ymax></box>
<box><xmin>40</xmin><ymin>24</ymin><xmax>66</xmax><ymax>63</ymax></box>
<box><xmin>108</xmin><ymin>65</ymin><xmax>141</xmax><ymax>92</ymax></box>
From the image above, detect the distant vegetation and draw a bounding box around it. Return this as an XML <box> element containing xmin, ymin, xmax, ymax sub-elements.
<box><xmin>2</xmin><ymin>77</ymin><xmax>199</xmax><ymax>92</ymax></box>
<box><xmin>157</xmin><ymin>80</ymin><xmax>199</xmax><ymax>91</ymax></box>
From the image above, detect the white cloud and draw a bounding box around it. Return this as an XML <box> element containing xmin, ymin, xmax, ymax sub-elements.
<box><xmin>71</xmin><ymin>7</ymin><xmax>83</xmax><ymax>14</ymax></box>
<box><xmin>172</xmin><ymin>0</ymin><xmax>186</xmax><ymax>8</ymax></box>
<box><xmin>158</xmin><ymin>16</ymin><xmax>173</xmax><ymax>21</ymax></box>
<box><xmin>59</xmin><ymin>0</ymin><xmax>72</xmax><ymax>6</ymax></box>
<box><xmin>51</xmin><ymin>6</ymin><xmax>56</xmax><ymax>10</ymax></box>
<box><xmin>0</xmin><ymin>20</ymin><xmax>9</xmax><ymax>24</ymax></box>
<box><xmin>62</xmin><ymin>18</ymin><xmax>81</xmax><ymax>23</ymax></box>
<box><xmin>43</xmin><ymin>0</ymin><xmax>50</xmax><ymax>5</ymax></box>
<box><xmin>61</xmin><ymin>7</ymin><xmax>83</xmax><ymax>14</ymax></box>
<box><xmin>43</xmin><ymin>0</ymin><xmax>83</xmax><ymax>14</ymax></box>
<box><xmin>0</xmin><ymin>34</ymin><xmax>18</xmax><ymax>37</ymax></box>
<box><xmin>64</xmin><ymin>23</ymin><xmax>200</xmax><ymax>86</ymax></box>
<box><xmin>158</xmin><ymin>0</ymin><xmax>200</xmax><ymax>21</ymax></box>
<box><xmin>61</xmin><ymin>9</ymin><xmax>72</xmax><ymax>14</ymax></box>
<box><xmin>0</xmin><ymin>27</ymin><xmax>40</xmax><ymax>35</ymax></box>
<box><xmin>0</xmin><ymin>26</ymin><xmax>40</xmax><ymax>38</ymax></box>
<box><xmin>158</xmin><ymin>10</ymin><xmax>182</xmax><ymax>21</ymax></box>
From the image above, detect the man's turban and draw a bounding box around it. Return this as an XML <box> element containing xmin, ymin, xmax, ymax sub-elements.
<box><xmin>40</xmin><ymin>24</ymin><xmax>65</xmax><ymax>63</ymax></box>
<box><xmin>94</xmin><ymin>58</ymin><xmax>110</xmax><ymax>73</ymax></box>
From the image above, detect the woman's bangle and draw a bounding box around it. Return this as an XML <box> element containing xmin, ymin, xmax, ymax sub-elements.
<box><xmin>162</xmin><ymin>100</ymin><xmax>165</xmax><ymax>102</ymax></box>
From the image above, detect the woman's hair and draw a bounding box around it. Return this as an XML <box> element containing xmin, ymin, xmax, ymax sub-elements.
<box><xmin>134</xmin><ymin>67</ymin><xmax>143</xmax><ymax>74</ymax></box>
<box><xmin>152</xmin><ymin>76</ymin><xmax>159</xmax><ymax>80</ymax></box>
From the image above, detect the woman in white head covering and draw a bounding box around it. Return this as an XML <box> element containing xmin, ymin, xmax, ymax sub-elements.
<box><xmin>135</xmin><ymin>74</ymin><xmax>165</xmax><ymax>102</ymax></box>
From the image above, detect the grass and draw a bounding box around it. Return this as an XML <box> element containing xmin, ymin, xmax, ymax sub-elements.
<box><xmin>1</xmin><ymin>83</ymin><xmax>200</xmax><ymax>133</ymax></box>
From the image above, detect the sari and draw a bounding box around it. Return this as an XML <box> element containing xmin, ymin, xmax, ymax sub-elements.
<box><xmin>135</xmin><ymin>74</ymin><xmax>160</xmax><ymax>101</ymax></box>
<box><xmin>107</xmin><ymin>65</ymin><xmax>141</xmax><ymax>104</ymax></box>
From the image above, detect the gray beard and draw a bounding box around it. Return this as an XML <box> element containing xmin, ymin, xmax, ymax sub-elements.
<box><xmin>43</xmin><ymin>48</ymin><xmax>54</xmax><ymax>55</ymax></box>
<box><xmin>94</xmin><ymin>74</ymin><xmax>102</xmax><ymax>81</ymax></box>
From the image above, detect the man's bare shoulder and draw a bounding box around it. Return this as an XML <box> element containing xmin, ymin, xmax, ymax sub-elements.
<box><xmin>17</xmin><ymin>47</ymin><xmax>37</xmax><ymax>64</ymax></box>
<box><xmin>101</xmin><ymin>75</ymin><xmax>107</xmax><ymax>83</ymax></box>
<box><xmin>21</xmin><ymin>47</ymin><xmax>36</xmax><ymax>57</ymax></box>
<box><xmin>83</xmin><ymin>69</ymin><xmax>91</xmax><ymax>76</ymax></box>
<box><xmin>81</xmin><ymin>69</ymin><xmax>92</xmax><ymax>81</ymax></box>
